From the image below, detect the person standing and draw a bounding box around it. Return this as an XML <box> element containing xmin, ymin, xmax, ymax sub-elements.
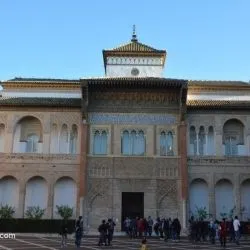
<box><xmin>75</xmin><ymin>216</ymin><xmax>83</xmax><ymax>248</ymax></box>
<box><xmin>60</xmin><ymin>221</ymin><xmax>68</xmax><ymax>248</ymax></box>
<box><xmin>98</xmin><ymin>220</ymin><xmax>108</xmax><ymax>246</ymax></box>
<box><xmin>219</xmin><ymin>218</ymin><xmax>227</xmax><ymax>248</ymax></box>
<box><xmin>233</xmin><ymin>216</ymin><xmax>241</xmax><ymax>245</ymax></box>
<box><xmin>107</xmin><ymin>218</ymin><xmax>116</xmax><ymax>246</ymax></box>
<box><xmin>147</xmin><ymin>216</ymin><xmax>153</xmax><ymax>237</ymax></box>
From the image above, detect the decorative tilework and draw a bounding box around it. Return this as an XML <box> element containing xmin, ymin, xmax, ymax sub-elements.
<box><xmin>88</xmin><ymin>113</ymin><xmax>176</xmax><ymax>125</ymax></box>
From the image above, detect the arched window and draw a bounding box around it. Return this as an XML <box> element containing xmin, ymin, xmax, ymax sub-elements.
<box><xmin>160</xmin><ymin>131</ymin><xmax>166</xmax><ymax>156</ymax></box>
<box><xmin>93</xmin><ymin>130</ymin><xmax>108</xmax><ymax>155</ymax></box>
<box><xmin>26</xmin><ymin>134</ymin><xmax>39</xmax><ymax>153</ymax></box>
<box><xmin>223</xmin><ymin>119</ymin><xmax>244</xmax><ymax>156</ymax></box>
<box><xmin>160</xmin><ymin>131</ymin><xmax>174</xmax><ymax>156</ymax></box>
<box><xmin>13</xmin><ymin>116</ymin><xmax>42</xmax><ymax>153</ymax></box>
<box><xmin>121</xmin><ymin>130</ymin><xmax>145</xmax><ymax>155</ymax></box>
<box><xmin>69</xmin><ymin>125</ymin><xmax>78</xmax><ymax>154</ymax></box>
<box><xmin>50</xmin><ymin>123</ymin><xmax>58</xmax><ymax>153</ymax></box>
<box><xmin>167</xmin><ymin>132</ymin><xmax>174</xmax><ymax>155</ymax></box>
<box><xmin>189</xmin><ymin>126</ymin><xmax>197</xmax><ymax>155</ymax></box>
<box><xmin>59</xmin><ymin>124</ymin><xmax>68</xmax><ymax>153</ymax></box>
<box><xmin>198</xmin><ymin>126</ymin><xmax>205</xmax><ymax>156</ymax></box>
<box><xmin>121</xmin><ymin>130</ymin><xmax>130</xmax><ymax>155</ymax></box>
<box><xmin>207</xmin><ymin>126</ymin><xmax>214</xmax><ymax>155</ymax></box>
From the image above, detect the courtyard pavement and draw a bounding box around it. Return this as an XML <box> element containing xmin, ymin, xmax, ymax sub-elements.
<box><xmin>0</xmin><ymin>235</ymin><xmax>250</xmax><ymax>250</ymax></box>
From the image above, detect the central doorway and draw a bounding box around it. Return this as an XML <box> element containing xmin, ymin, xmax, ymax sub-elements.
<box><xmin>121</xmin><ymin>192</ymin><xmax>144</xmax><ymax>230</ymax></box>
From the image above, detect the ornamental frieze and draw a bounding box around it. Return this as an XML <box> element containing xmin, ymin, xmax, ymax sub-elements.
<box><xmin>91</xmin><ymin>91</ymin><xmax>178</xmax><ymax>103</ymax></box>
<box><xmin>88</xmin><ymin>113</ymin><xmax>176</xmax><ymax>125</ymax></box>
<box><xmin>50</xmin><ymin>113</ymin><xmax>81</xmax><ymax>127</ymax></box>
<box><xmin>187</xmin><ymin>156</ymin><xmax>250</xmax><ymax>165</ymax></box>
<box><xmin>0</xmin><ymin>153</ymin><xmax>78</xmax><ymax>161</ymax></box>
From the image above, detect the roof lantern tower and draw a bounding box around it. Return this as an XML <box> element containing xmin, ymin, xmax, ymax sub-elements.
<box><xmin>103</xmin><ymin>26</ymin><xmax>167</xmax><ymax>77</ymax></box>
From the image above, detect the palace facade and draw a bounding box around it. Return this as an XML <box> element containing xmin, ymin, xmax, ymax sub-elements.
<box><xmin>0</xmin><ymin>31</ymin><xmax>250</xmax><ymax>231</ymax></box>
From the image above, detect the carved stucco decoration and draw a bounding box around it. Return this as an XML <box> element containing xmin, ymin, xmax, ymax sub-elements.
<box><xmin>91</xmin><ymin>91</ymin><xmax>179</xmax><ymax>104</ymax></box>
<box><xmin>156</xmin><ymin>180</ymin><xmax>177</xmax><ymax>208</ymax></box>
<box><xmin>87</xmin><ymin>179</ymin><xmax>110</xmax><ymax>209</ymax></box>
<box><xmin>0</xmin><ymin>114</ymin><xmax>7</xmax><ymax>125</ymax></box>
<box><xmin>113</xmin><ymin>158</ymin><xmax>154</xmax><ymax>178</ymax></box>
<box><xmin>88</xmin><ymin>158</ymin><xmax>112</xmax><ymax>178</ymax></box>
<box><xmin>50</xmin><ymin>113</ymin><xmax>81</xmax><ymax>128</ymax></box>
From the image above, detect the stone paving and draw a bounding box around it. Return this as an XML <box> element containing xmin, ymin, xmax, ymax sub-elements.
<box><xmin>0</xmin><ymin>236</ymin><xmax>250</xmax><ymax>250</ymax></box>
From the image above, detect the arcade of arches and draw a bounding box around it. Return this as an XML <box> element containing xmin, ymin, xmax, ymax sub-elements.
<box><xmin>0</xmin><ymin>175</ymin><xmax>77</xmax><ymax>218</ymax></box>
<box><xmin>189</xmin><ymin>178</ymin><xmax>250</xmax><ymax>221</ymax></box>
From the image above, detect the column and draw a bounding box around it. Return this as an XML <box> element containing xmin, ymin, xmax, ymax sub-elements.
<box><xmin>178</xmin><ymin>122</ymin><xmax>188</xmax><ymax>229</ymax></box>
<box><xmin>208</xmin><ymin>175</ymin><xmax>215</xmax><ymax>219</ymax></box>
<box><xmin>67</xmin><ymin>127</ymin><xmax>71</xmax><ymax>154</ymax></box>
<box><xmin>215</xmin><ymin>131</ymin><xmax>223</xmax><ymax>156</ymax></box>
<box><xmin>234</xmin><ymin>174</ymin><xmax>241</xmax><ymax>218</ymax></box>
<box><xmin>47</xmin><ymin>181</ymin><xmax>54</xmax><ymax>219</ymax></box>
<box><xmin>78</xmin><ymin>120</ymin><xmax>88</xmax><ymax>217</ymax></box>
<box><xmin>17</xmin><ymin>180</ymin><xmax>26</xmax><ymax>218</ymax></box>
<box><xmin>205</xmin><ymin>127</ymin><xmax>208</xmax><ymax>155</ymax></box>
<box><xmin>196</xmin><ymin>131</ymin><xmax>199</xmax><ymax>155</ymax></box>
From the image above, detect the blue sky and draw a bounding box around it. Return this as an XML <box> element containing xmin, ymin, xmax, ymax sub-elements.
<box><xmin>1</xmin><ymin>0</ymin><xmax>250</xmax><ymax>81</ymax></box>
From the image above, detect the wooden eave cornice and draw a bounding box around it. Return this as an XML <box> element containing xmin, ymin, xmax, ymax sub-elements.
<box><xmin>80</xmin><ymin>78</ymin><xmax>187</xmax><ymax>89</ymax></box>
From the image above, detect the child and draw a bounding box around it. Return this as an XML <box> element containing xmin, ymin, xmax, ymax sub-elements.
<box><xmin>140</xmin><ymin>238</ymin><xmax>149</xmax><ymax>250</ymax></box>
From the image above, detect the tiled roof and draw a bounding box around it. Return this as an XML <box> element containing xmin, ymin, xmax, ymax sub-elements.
<box><xmin>109</xmin><ymin>41</ymin><xmax>165</xmax><ymax>52</ymax></box>
<box><xmin>3</xmin><ymin>77</ymin><xmax>80</xmax><ymax>84</ymax></box>
<box><xmin>188</xmin><ymin>80</ymin><xmax>249</xmax><ymax>86</ymax></box>
<box><xmin>187</xmin><ymin>100</ymin><xmax>250</xmax><ymax>108</ymax></box>
<box><xmin>0</xmin><ymin>97</ymin><xmax>81</xmax><ymax>107</ymax></box>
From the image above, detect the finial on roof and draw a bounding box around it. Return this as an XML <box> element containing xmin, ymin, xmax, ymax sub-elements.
<box><xmin>131</xmin><ymin>25</ymin><xmax>138</xmax><ymax>42</ymax></box>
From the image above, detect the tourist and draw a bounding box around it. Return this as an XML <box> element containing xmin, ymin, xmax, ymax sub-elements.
<box><xmin>208</xmin><ymin>219</ymin><xmax>216</xmax><ymax>244</ymax></box>
<box><xmin>233</xmin><ymin>216</ymin><xmax>241</xmax><ymax>245</ymax></box>
<box><xmin>219</xmin><ymin>218</ymin><xmax>227</xmax><ymax>248</ymax></box>
<box><xmin>60</xmin><ymin>221</ymin><xmax>68</xmax><ymax>248</ymax></box>
<box><xmin>147</xmin><ymin>216</ymin><xmax>153</xmax><ymax>237</ymax></box>
<box><xmin>75</xmin><ymin>216</ymin><xmax>83</xmax><ymax>248</ymax></box>
<box><xmin>107</xmin><ymin>218</ymin><xmax>116</xmax><ymax>246</ymax></box>
<box><xmin>98</xmin><ymin>220</ymin><xmax>108</xmax><ymax>246</ymax></box>
<box><xmin>124</xmin><ymin>217</ymin><xmax>131</xmax><ymax>236</ymax></box>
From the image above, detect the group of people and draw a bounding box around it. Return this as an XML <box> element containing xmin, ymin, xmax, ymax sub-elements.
<box><xmin>123</xmin><ymin>216</ymin><xmax>182</xmax><ymax>241</ymax></box>
<box><xmin>188</xmin><ymin>215</ymin><xmax>241</xmax><ymax>247</ymax></box>
<box><xmin>59</xmin><ymin>215</ymin><xmax>84</xmax><ymax>248</ymax></box>
<box><xmin>58</xmin><ymin>214</ymin><xmax>242</xmax><ymax>248</ymax></box>
<box><xmin>97</xmin><ymin>218</ymin><xmax>116</xmax><ymax>246</ymax></box>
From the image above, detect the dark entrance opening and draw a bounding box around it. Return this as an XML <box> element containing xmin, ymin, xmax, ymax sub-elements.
<box><xmin>121</xmin><ymin>192</ymin><xmax>144</xmax><ymax>231</ymax></box>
